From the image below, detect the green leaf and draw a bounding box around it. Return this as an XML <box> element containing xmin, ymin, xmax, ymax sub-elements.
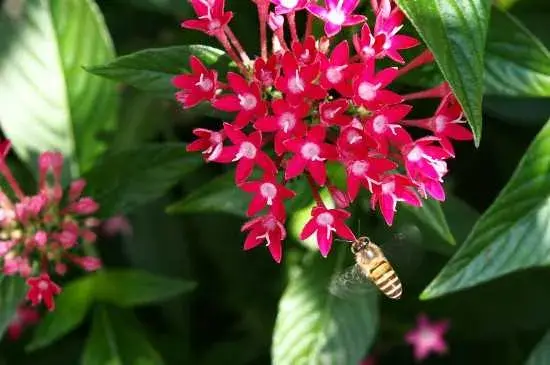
<box><xmin>422</xmin><ymin>119</ymin><xmax>550</xmax><ymax>299</ymax></box>
<box><xmin>485</xmin><ymin>8</ymin><xmax>550</xmax><ymax>97</ymax></box>
<box><xmin>92</xmin><ymin>269</ymin><xmax>196</xmax><ymax>307</ymax></box>
<box><xmin>401</xmin><ymin>199</ymin><xmax>455</xmax><ymax>246</ymax></box>
<box><xmin>86</xmin><ymin>45</ymin><xmax>230</xmax><ymax>98</ymax></box>
<box><xmin>27</xmin><ymin>277</ymin><xmax>94</xmax><ymax>351</ymax></box>
<box><xmin>82</xmin><ymin>306</ymin><xmax>163</xmax><ymax>365</ymax></box>
<box><xmin>0</xmin><ymin>276</ymin><xmax>26</xmax><ymax>339</ymax></box>
<box><xmin>83</xmin><ymin>144</ymin><xmax>201</xmax><ymax>218</ymax></box>
<box><xmin>0</xmin><ymin>0</ymin><xmax>118</xmax><ymax>179</ymax></box>
<box><xmin>395</xmin><ymin>0</ymin><xmax>490</xmax><ymax>145</ymax></box>
<box><xmin>526</xmin><ymin>331</ymin><xmax>550</xmax><ymax>365</ymax></box>
<box><xmin>272</xmin><ymin>249</ymin><xmax>379</xmax><ymax>364</ymax></box>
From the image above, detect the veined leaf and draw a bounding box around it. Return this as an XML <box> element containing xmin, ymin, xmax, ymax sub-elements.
<box><xmin>485</xmin><ymin>8</ymin><xmax>550</xmax><ymax>97</ymax></box>
<box><xmin>422</xmin><ymin>119</ymin><xmax>550</xmax><ymax>299</ymax></box>
<box><xmin>0</xmin><ymin>0</ymin><xmax>118</xmax><ymax>179</ymax></box>
<box><xmin>395</xmin><ymin>0</ymin><xmax>490</xmax><ymax>146</ymax></box>
<box><xmin>86</xmin><ymin>45</ymin><xmax>230</xmax><ymax>98</ymax></box>
<box><xmin>83</xmin><ymin>144</ymin><xmax>201</xmax><ymax>218</ymax></box>
<box><xmin>526</xmin><ymin>330</ymin><xmax>550</xmax><ymax>365</ymax></box>
<box><xmin>0</xmin><ymin>276</ymin><xmax>27</xmax><ymax>340</ymax></box>
<box><xmin>82</xmin><ymin>306</ymin><xmax>164</xmax><ymax>365</ymax></box>
<box><xmin>272</xmin><ymin>249</ymin><xmax>379</xmax><ymax>364</ymax></box>
<box><xmin>27</xmin><ymin>277</ymin><xmax>95</xmax><ymax>351</ymax></box>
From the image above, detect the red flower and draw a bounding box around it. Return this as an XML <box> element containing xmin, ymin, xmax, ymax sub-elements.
<box><xmin>283</xmin><ymin>125</ymin><xmax>337</xmax><ymax>185</ymax></box>
<box><xmin>213</xmin><ymin>72</ymin><xmax>267</xmax><ymax>128</ymax></box>
<box><xmin>402</xmin><ymin>136</ymin><xmax>450</xmax><ymax>183</ymax></box>
<box><xmin>365</xmin><ymin>103</ymin><xmax>413</xmax><ymax>154</ymax></box>
<box><xmin>7</xmin><ymin>306</ymin><xmax>40</xmax><ymax>341</ymax></box>
<box><xmin>254</xmin><ymin>54</ymin><xmax>280</xmax><ymax>87</ymax></box>
<box><xmin>319</xmin><ymin>40</ymin><xmax>359</xmax><ymax>96</ymax></box>
<box><xmin>26</xmin><ymin>273</ymin><xmax>62</xmax><ymax>311</ymax></box>
<box><xmin>173</xmin><ymin>56</ymin><xmax>218</xmax><ymax>108</ymax></box>
<box><xmin>345</xmin><ymin>155</ymin><xmax>397</xmax><ymax>200</ymax></box>
<box><xmin>240</xmin><ymin>174</ymin><xmax>296</xmax><ymax>218</ymax></box>
<box><xmin>241</xmin><ymin>214</ymin><xmax>286</xmax><ymax>263</ymax></box>
<box><xmin>370</xmin><ymin>174</ymin><xmax>422</xmax><ymax>226</ymax></box>
<box><xmin>352</xmin><ymin>62</ymin><xmax>403</xmax><ymax>110</ymax></box>
<box><xmin>186</xmin><ymin>128</ymin><xmax>225</xmax><ymax>162</ymax></box>
<box><xmin>275</xmin><ymin>53</ymin><xmax>326</xmax><ymax>105</ymax></box>
<box><xmin>181</xmin><ymin>0</ymin><xmax>233</xmax><ymax>36</ymax></box>
<box><xmin>300</xmin><ymin>206</ymin><xmax>356</xmax><ymax>256</ymax></box>
<box><xmin>217</xmin><ymin>123</ymin><xmax>277</xmax><ymax>183</ymax></box>
<box><xmin>292</xmin><ymin>36</ymin><xmax>319</xmax><ymax>66</ymax></box>
<box><xmin>307</xmin><ymin>0</ymin><xmax>365</xmax><ymax>37</ymax></box>
<box><xmin>319</xmin><ymin>99</ymin><xmax>352</xmax><ymax>127</ymax></box>
<box><xmin>254</xmin><ymin>98</ymin><xmax>309</xmax><ymax>155</ymax></box>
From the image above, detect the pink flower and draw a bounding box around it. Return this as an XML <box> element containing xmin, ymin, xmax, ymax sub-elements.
<box><xmin>402</xmin><ymin>137</ymin><xmax>450</xmax><ymax>183</ymax></box>
<box><xmin>71</xmin><ymin>256</ymin><xmax>102</xmax><ymax>271</ymax></box>
<box><xmin>300</xmin><ymin>206</ymin><xmax>356</xmax><ymax>256</ymax></box>
<box><xmin>217</xmin><ymin>123</ymin><xmax>277</xmax><ymax>183</ymax></box>
<box><xmin>345</xmin><ymin>156</ymin><xmax>397</xmax><ymax>200</ymax></box>
<box><xmin>26</xmin><ymin>273</ymin><xmax>62</xmax><ymax>311</ymax></box>
<box><xmin>319</xmin><ymin>99</ymin><xmax>352</xmax><ymax>127</ymax></box>
<box><xmin>173</xmin><ymin>56</ymin><xmax>219</xmax><ymax>109</ymax></box>
<box><xmin>68</xmin><ymin>179</ymin><xmax>87</xmax><ymax>202</ymax></box>
<box><xmin>365</xmin><ymin>103</ymin><xmax>413</xmax><ymax>154</ymax></box>
<box><xmin>254</xmin><ymin>98</ymin><xmax>309</xmax><ymax>155</ymax></box>
<box><xmin>102</xmin><ymin>215</ymin><xmax>133</xmax><ymax>237</ymax></box>
<box><xmin>241</xmin><ymin>214</ymin><xmax>286</xmax><ymax>263</ymax></box>
<box><xmin>68</xmin><ymin>197</ymin><xmax>99</xmax><ymax>215</ymax></box>
<box><xmin>370</xmin><ymin>174</ymin><xmax>422</xmax><ymax>225</ymax></box>
<box><xmin>181</xmin><ymin>0</ymin><xmax>233</xmax><ymax>36</ymax></box>
<box><xmin>319</xmin><ymin>40</ymin><xmax>360</xmax><ymax>96</ymax></box>
<box><xmin>7</xmin><ymin>306</ymin><xmax>40</xmax><ymax>341</ymax></box>
<box><xmin>292</xmin><ymin>36</ymin><xmax>319</xmax><ymax>66</ymax></box>
<box><xmin>352</xmin><ymin>62</ymin><xmax>403</xmax><ymax>110</ymax></box>
<box><xmin>359</xmin><ymin>356</ymin><xmax>377</xmax><ymax>365</ymax></box>
<box><xmin>271</xmin><ymin>0</ymin><xmax>310</xmax><ymax>14</ymax></box>
<box><xmin>38</xmin><ymin>151</ymin><xmax>63</xmax><ymax>188</ymax></box>
<box><xmin>213</xmin><ymin>72</ymin><xmax>267</xmax><ymax>128</ymax></box>
<box><xmin>254</xmin><ymin>54</ymin><xmax>280</xmax><ymax>87</ymax></box>
<box><xmin>307</xmin><ymin>0</ymin><xmax>365</xmax><ymax>37</ymax></box>
<box><xmin>275</xmin><ymin>53</ymin><xmax>327</xmax><ymax>105</ymax></box>
<box><xmin>240</xmin><ymin>175</ymin><xmax>296</xmax><ymax>218</ymax></box>
<box><xmin>405</xmin><ymin>314</ymin><xmax>450</xmax><ymax>361</ymax></box>
<box><xmin>353</xmin><ymin>0</ymin><xmax>419</xmax><ymax>63</ymax></box>
<box><xmin>283</xmin><ymin>125</ymin><xmax>337</xmax><ymax>185</ymax></box>
<box><xmin>186</xmin><ymin>128</ymin><xmax>225</xmax><ymax>162</ymax></box>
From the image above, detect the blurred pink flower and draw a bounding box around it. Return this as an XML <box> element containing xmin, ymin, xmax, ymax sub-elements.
<box><xmin>7</xmin><ymin>305</ymin><xmax>40</xmax><ymax>341</ymax></box>
<box><xmin>359</xmin><ymin>355</ymin><xmax>377</xmax><ymax>365</ymax></box>
<box><xmin>102</xmin><ymin>215</ymin><xmax>133</xmax><ymax>237</ymax></box>
<box><xmin>405</xmin><ymin>313</ymin><xmax>450</xmax><ymax>362</ymax></box>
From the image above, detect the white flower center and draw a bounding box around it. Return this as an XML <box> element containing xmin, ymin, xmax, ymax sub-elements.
<box><xmin>301</xmin><ymin>49</ymin><xmax>311</xmax><ymax>63</ymax></box>
<box><xmin>433</xmin><ymin>115</ymin><xmax>448</xmax><ymax>133</ymax></box>
<box><xmin>196</xmin><ymin>74</ymin><xmax>213</xmax><ymax>92</ymax></box>
<box><xmin>316</xmin><ymin>212</ymin><xmax>334</xmax><ymax>226</ymax></box>
<box><xmin>351</xmin><ymin>160</ymin><xmax>369</xmax><ymax>176</ymax></box>
<box><xmin>407</xmin><ymin>146</ymin><xmax>423</xmax><ymax>162</ymax></box>
<box><xmin>260</xmin><ymin>69</ymin><xmax>273</xmax><ymax>85</ymax></box>
<box><xmin>323</xmin><ymin>107</ymin><xmax>340</xmax><ymax>121</ymax></box>
<box><xmin>209</xmin><ymin>132</ymin><xmax>223</xmax><ymax>144</ymax></box>
<box><xmin>326</xmin><ymin>66</ymin><xmax>344</xmax><ymax>84</ymax></box>
<box><xmin>38</xmin><ymin>280</ymin><xmax>49</xmax><ymax>290</ymax></box>
<box><xmin>346</xmin><ymin>130</ymin><xmax>362</xmax><ymax>144</ymax></box>
<box><xmin>381</xmin><ymin>181</ymin><xmax>395</xmax><ymax>194</ymax></box>
<box><xmin>327</xmin><ymin>9</ymin><xmax>345</xmax><ymax>25</ymax></box>
<box><xmin>362</xmin><ymin>46</ymin><xmax>376</xmax><ymax>58</ymax></box>
<box><xmin>208</xmin><ymin>19</ymin><xmax>221</xmax><ymax>31</ymax></box>
<box><xmin>419</xmin><ymin>329</ymin><xmax>438</xmax><ymax>346</ymax></box>
<box><xmin>239</xmin><ymin>93</ymin><xmax>258</xmax><ymax>111</ymax></box>
<box><xmin>278</xmin><ymin>112</ymin><xmax>296</xmax><ymax>133</ymax></box>
<box><xmin>288</xmin><ymin>71</ymin><xmax>305</xmax><ymax>94</ymax></box>
<box><xmin>372</xmin><ymin>115</ymin><xmax>387</xmax><ymax>134</ymax></box>
<box><xmin>239</xmin><ymin>141</ymin><xmax>257</xmax><ymax>159</ymax></box>
<box><xmin>300</xmin><ymin>142</ymin><xmax>321</xmax><ymax>160</ymax></box>
<box><xmin>260</xmin><ymin>183</ymin><xmax>278</xmax><ymax>204</ymax></box>
<box><xmin>358</xmin><ymin>82</ymin><xmax>379</xmax><ymax>101</ymax></box>
<box><xmin>280</xmin><ymin>0</ymin><xmax>299</xmax><ymax>8</ymax></box>
<box><xmin>262</xmin><ymin>216</ymin><xmax>278</xmax><ymax>231</ymax></box>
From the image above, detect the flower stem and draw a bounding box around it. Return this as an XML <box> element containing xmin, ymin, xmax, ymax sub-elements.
<box><xmin>0</xmin><ymin>163</ymin><xmax>24</xmax><ymax>200</ymax></box>
<box><xmin>305</xmin><ymin>13</ymin><xmax>313</xmax><ymax>39</ymax></box>
<box><xmin>225</xmin><ymin>27</ymin><xmax>251</xmax><ymax>65</ymax></box>
<box><xmin>287</xmin><ymin>12</ymin><xmax>299</xmax><ymax>44</ymax></box>
<box><xmin>306</xmin><ymin>173</ymin><xmax>325</xmax><ymax>207</ymax></box>
<box><xmin>255</xmin><ymin>1</ymin><xmax>269</xmax><ymax>60</ymax></box>
<box><xmin>395</xmin><ymin>49</ymin><xmax>434</xmax><ymax>78</ymax></box>
<box><xmin>215</xmin><ymin>31</ymin><xmax>248</xmax><ymax>75</ymax></box>
<box><xmin>403</xmin><ymin>82</ymin><xmax>450</xmax><ymax>101</ymax></box>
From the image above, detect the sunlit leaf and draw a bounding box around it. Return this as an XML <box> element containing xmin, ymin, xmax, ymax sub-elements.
<box><xmin>526</xmin><ymin>330</ymin><xmax>550</xmax><ymax>365</ymax></box>
<box><xmin>422</xmin><ymin>119</ymin><xmax>550</xmax><ymax>299</ymax></box>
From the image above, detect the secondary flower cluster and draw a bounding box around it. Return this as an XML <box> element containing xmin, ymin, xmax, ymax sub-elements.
<box><xmin>0</xmin><ymin>141</ymin><xmax>101</xmax><ymax>311</ymax></box>
<box><xmin>175</xmin><ymin>0</ymin><xmax>473</xmax><ymax>262</ymax></box>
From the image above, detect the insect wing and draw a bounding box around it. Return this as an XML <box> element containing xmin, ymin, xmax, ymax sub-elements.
<box><xmin>328</xmin><ymin>264</ymin><xmax>377</xmax><ymax>299</ymax></box>
<box><xmin>378</xmin><ymin>226</ymin><xmax>425</xmax><ymax>281</ymax></box>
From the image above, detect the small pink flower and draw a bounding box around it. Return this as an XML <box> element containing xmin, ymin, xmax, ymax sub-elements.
<box><xmin>68</xmin><ymin>197</ymin><xmax>99</xmax><ymax>215</ymax></box>
<box><xmin>402</xmin><ymin>137</ymin><xmax>450</xmax><ymax>184</ymax></box>
<box><xmin>33</xmin><ymin>230</ymin><xmax>48</xmax><ymax>247</ymax></box>
<box><xmin>275</xmin><ymin>53</ymin><xmax>327</xmax><ymax>105</ymax></box>
<box><xmin>307</xmin><ymin>0</ymin><xmax>365</xmax><ymax>37</ymax></box>
<box><xmin>186</xmin><ymin>128</ymin><xmax>225</xmax><ymax>162</ymax></box>
<box><xmin>254</xmin><ymin>55</ymin><xmax>280</xmax><ymax>87</ymax></box>
<box><xmin>72</xmin><ymin>256</ymin><xmax>102</xmax><ymax>271</ymax></box>
<box><xmin>300</xmin><ymin>206</ymin><xmax>356</xmax><ymax>256</ymax></box>
<box><xmin>68</xmin><ymin>179</ymin><xmax>87</xmax><ymax>201</ymax></box>
<box><xmin>365</xmin><ymin>103</ymin><xmax>413</xmax><ymax>154</ymax></box>
<box><xmin>173</xmin><ymin>56</ymin><xmax>219</xmax><ymax>109</ymax></box>
<box><xmin>405</xmin><ymin>314</ymin><xmax>450</xmax><ymax>361</ymax></box>
<box><xmin>26</xmin><ymin>273</ymin><xmax>62</xmax><ymax>311</ymax></box>
<box><xmin>268</xmin><ymin>12</ymin><xmax>285</xmax><ymax>31</ymax></box>
<box><xmin>319</xmin><ymin>99</ymin><xmax>352</xmax><ymax>127</ymax></box>
<box><xmin>352</xmin><ymin>62</ymin><xmax>403</xmax><ymax>110</ymax></box>
<box><xmin>370</xmin><ymin>174</ymin><xmax>422</xmax><ymax>226</ymax></box>
<box><xmin>345</xmin><ymin>156</ymin><xmax>397</xmax><ymax>200</ymax></box>
<box><xmin>38</xmin><ymin>151</ymin><xmax>63</xmax><ymax>188</ymax></box>
<box><xmin>102</xmin><ymin>215</ymin><xmax>133</xmax><ymax>237</ymax></box>
<box><xmin>292</xmin><ymin>36</ymin><xmax>319</xmax><ymax>66</ymax></box>
<box><xmin>283</xmin><ymin>125</ymin><xmax>338</xmax><ymax>186</ymax></box>
<box><xmin>213</xmin><ymin>72</ymin><xmax>267</xmax><ymax>128</ymax></box>
<box><xmin>7</xmin><ymin>306</ymin><xmax>40</xmax><ymax>341</ymax></box>
<box><xmin>217</xmin><ymin>123</ymin><xmax>277</xmax><ymax>184</ymax></box>
<box><xmin>319</xmin><ymin>40</ymin><xmax>360</xmax><ymax>96</ymax></box>
<box><xmin>241</xmin><ymin>214</ymin><xmax>286</xmax><ymax>263</ymax></box>
<box><xmin>181</xmin><ymin>0</ymin><xmax>233</xmax><ymax>36</ymax></box>
<box><xmin>271</xmin><ymin>0</ymin><xmax>310</xmax><ymax>15</ymax></box>
<box><xmin>240</xmin><ymin>175</ymin><xmax>295</xmax><ymax>219</ymax></box>
<box><xmin>4</xmin><ymin>256</ymin><xmax>32</xmax><ymax>277</ymax></box>
<box><xmin>328</xmin><ymin>185</ymin><xmax>350</xmax><ymax>209</ymax></box>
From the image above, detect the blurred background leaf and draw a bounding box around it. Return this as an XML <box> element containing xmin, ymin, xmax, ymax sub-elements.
<box><xmin>0</xmin><ymin>276</ymin><xmax>26</xmax><ymax>340</ymax></box>
<box><xmin>526</xmin><ymin>330</ymin><xmax>550</xmax><ymax>365</ymax></box>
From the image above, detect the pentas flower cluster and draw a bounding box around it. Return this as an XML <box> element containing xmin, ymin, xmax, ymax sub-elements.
<box><xmin>0</xmin><ymin>141</ymin><xmax>101</xmax><ymax>311</ymax></box>
<box><xmin>176</xmin><ymin>0</ymin><xmax>473</xmax><ymax>263</ymax></box>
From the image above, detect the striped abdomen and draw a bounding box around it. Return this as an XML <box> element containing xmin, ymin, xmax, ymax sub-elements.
<box><xmin>368</xmin><ymin>259</ymin><xmax>402</xmax><ymax>299</ymax></box>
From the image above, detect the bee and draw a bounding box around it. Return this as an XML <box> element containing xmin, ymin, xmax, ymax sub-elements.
<box><xmin>350</xmin><ymin>236</ymin><xmax>403</xmax><ymax>300</ymax></box>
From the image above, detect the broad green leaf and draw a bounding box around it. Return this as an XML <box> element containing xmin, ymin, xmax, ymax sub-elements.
<box><xmin>422</xmin><ymin>119</ymin><xmax>550</xmax><ymax>299</ymax></box>
<box><xmin>526</xmin><ymin>331</ymin><xmax>550</xmax><ymax>365</ymax></box>
<box><xmin>92</xmin><ymin>269</ymin><xmax>195</xmax><ymax>307</ymax></box>
<box><xmin>86</xmin><ymin>45</ymin><xmax>230</xmax><ymax>98</ymax></box>
<box><xmin>485</xmin><ymin>9</ymin><xmax>550</xmax><ymax>97</ymax></box>
<box><xmin>401</xmin><ymin>199</ymin><xmax>455</xmax><ymax>246</ymax></box>
<box><xmin>82</xmin><ymin>306</ymin><xmax>163</xmax><ymax>365</ymax></box>
<box><xmin>0</xmin><ymin>276</ymin><xmax>26</xmax><ymax>339</ymax></box>
<box><xmin>27</xmin><ymin>277</ymin><xmax>94</xmax><ymax>351</ymax></box>
<box><xmin>272</xmin><ymin>249</ymin><xmax>379</xmax><ymax>364</ymax></box>
<box><xmin>394</xmin><ymin>0</ymin><xmax>490</xmax><ymax>145</ymax></box>
<box><xmin>0</xmin><ymin>0</ymin><xmax>118</xmax><ymax>178</ymax></box>
<box><xmin>83</xmin><ymin>144</ymin><xmax>201</xmax><ymax>218</ymax></box>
